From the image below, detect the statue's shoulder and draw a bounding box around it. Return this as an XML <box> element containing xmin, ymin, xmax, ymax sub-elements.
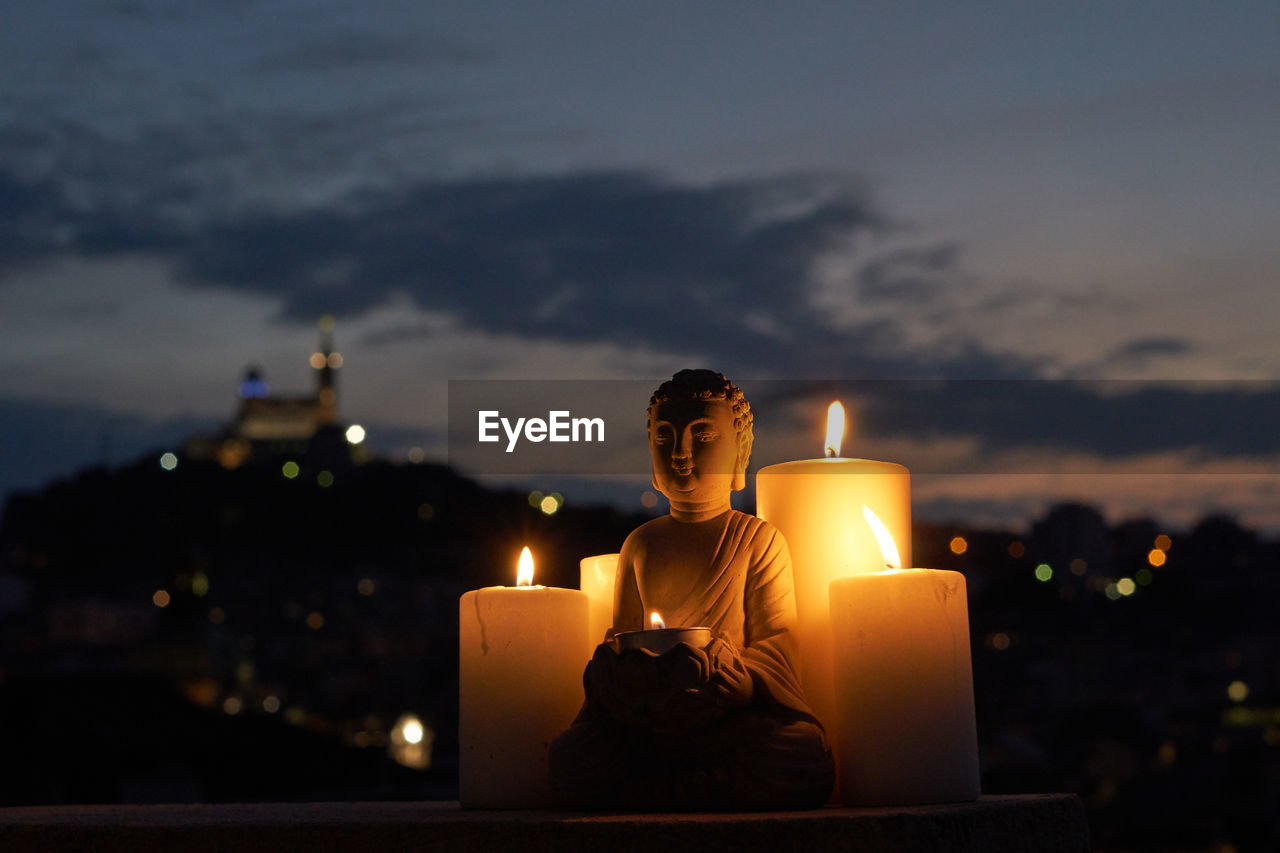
<box><xmin>731</xmin><ymin>511</ymin><xmax>786</xmax><ymax>552</ymax></box>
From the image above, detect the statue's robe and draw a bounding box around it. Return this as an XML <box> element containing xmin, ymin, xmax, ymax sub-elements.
<box><xmin>549</xmin><ymin>510</ymin><xmax>834</xmax><ymax>810</ymax></box>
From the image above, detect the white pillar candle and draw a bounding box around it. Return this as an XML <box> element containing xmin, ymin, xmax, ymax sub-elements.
<box><xmin>459</xmin><ymin>547</ymin><xmax>591</xmax><ymax>808</ymax></box>
<box><xmin>579</xmin><ymin>553</ymin><xmax>619</xmax><ymax>647</ymax></box>
<box><xmin>828</xmin><ymin>510</ymin><xmax>979</xmax><ymax>805</ymax></box>
<box><xmin>755</xmin><ymin>403</ymin><xmax>911</xmax><ymax>752</ymax></box>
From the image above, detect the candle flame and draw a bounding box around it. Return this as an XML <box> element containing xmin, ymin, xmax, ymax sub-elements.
<box><xmin>824</xmin><ymin>401</ymin><xmax>845</xmax><ymax>458</ymax></box>
<box><xmin>862</xmin><ymin>506</ymin><xmax>902</xmax><ymax>570</ymax></box>
<box><xmin>516</xmin><ymin>546</ymin><xmax>535</xmax><ymax>587</ymax></box>
<box><xmin>649</xmin><ymin>611</ymin><xmax>666</xmax><ymax>630</ymax></box>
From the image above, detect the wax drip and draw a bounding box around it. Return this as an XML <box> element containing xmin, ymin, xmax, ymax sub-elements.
<box><xmin>474</xmin><ymin>589</ymin><xmax>489</xmax><ymax>656</ymax></box>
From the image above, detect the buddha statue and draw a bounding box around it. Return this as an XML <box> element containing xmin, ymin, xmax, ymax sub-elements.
<box><xmin>549</xmin><ymin>369</ymin><xmax>834</xmax><ymax>810</ymax></box>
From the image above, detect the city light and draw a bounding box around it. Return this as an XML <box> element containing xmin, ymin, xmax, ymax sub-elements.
<box><xmin>262</xmin><ymin>695</ymin><xmax>281</xmax><ymax>714</ymax></box>
<box><xmin>949</xmin><ymin>536</ymin><xmax>967</xmax><ymax>555</ymax></box>
<box><xmin>345</xmin><ymin>424</ymin><xmax>365</xmax><ymax>444</ymax></box>
<box><xmin>1155</xmin><ymin>534</ymin><xmax>1172</xmax><ymax>551</ymax></box>
<box><xmin>1116</xmin><ymin>577</ymin><xmax>1137</xmax><ymax>596</ymax></box>
<box><xmin>152</xmin><ymin>589</ymin><xmax>171</xmax><ymax>608</ymax></box>
<box><xmin>1228</xmin><ymin>680</ymin><xmax>1250</xmax><ymax>702</ymax></box>
<box><xmin>317</xmin><ymin>470</ymin><xmax>334</xmax><ymax>487</ymax></box>
<box><xmin>1148</xmin><ymin>548</ymin><xmax>1167</xmax><ymax>567</ymax></box>
<box><xmin>402</xmin><ymin>718</ymin><xmax>424</xmax><ymax>744</ymax></box>
<box><xmin>282</xmin><ymin>460</ymin><xmax>300</xmax><ymax>479</ymax></box>
<box><xmin>159</xmin><ymin>452</ymin><xmax>178</xmax><ymax>471</ymax></box>
<box><xmin>1007</xmin><ymin>540</ymin><xmax>1025</xmax><ymax>558</ymax></box>
<box><xmin>192</xmin><ymin>571</ymin><xmax>209</xmax><ymax>597</ymax></box>
<box><xmin>390</xmin><ymin>713</ymin><xmax>433</xmax><ymax>770</ymax></box>
<box><xmin>1034</xmin><ymin>563</ymin><xmax>1053</xmax><ymax>582</ymax></box>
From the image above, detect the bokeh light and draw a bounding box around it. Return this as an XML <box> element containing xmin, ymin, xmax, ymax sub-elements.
<box><xmin>159</xmin><ymin>452</ymin><xmax>178</xmax><ymax>471</ymax></box>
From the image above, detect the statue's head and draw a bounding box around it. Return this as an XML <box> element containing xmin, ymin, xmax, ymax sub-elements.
<box><xmin>646</xmin><ymin>370</ymin><xmax>753</xmax><ymax>499</ymax></box>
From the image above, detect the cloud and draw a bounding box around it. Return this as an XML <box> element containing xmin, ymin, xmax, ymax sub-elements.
<box><xmin>173</xmin><ymin>172</ymin><xmax>889</xmax><ymax>356</ymax></box>
<box><xmin>0</xmin><ymin>134</ymin><xmax>1121</xmax><ymax>385</ymax></box>
<box><xmin>254</xmin><ymin>32</ymin><xmax>486</xmax><ymax>72</ymax></box>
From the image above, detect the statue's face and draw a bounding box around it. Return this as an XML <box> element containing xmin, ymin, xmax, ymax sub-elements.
<box><xmin>649</xmin><ymin>398</ymin><xmax>741</xmax><ymax>503</ymax></box>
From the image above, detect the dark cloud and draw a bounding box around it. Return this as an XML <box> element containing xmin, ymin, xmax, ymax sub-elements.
<box><xmin>857</xmin><ymin>244</ymin><xmax>960</xmax><ymax>303</ymax></box>
<box><xmin>0</xmin><ymin>171</ymin><xmax>69</xmax><ymax>267</ymax></box>
<box><xmin>1107</xmin><ymin>336</ymin><xmax>1195</xmax><ymax>362</ymax></box>
<box><xmin>0</xmin><ymin>154</ymin><xmax>1039</xmax><ymax>378</ymax></box>
<box><xmin>177</xmin><ymin>171</ymin><xmax>890</xmax><ymax>359</ymax></box>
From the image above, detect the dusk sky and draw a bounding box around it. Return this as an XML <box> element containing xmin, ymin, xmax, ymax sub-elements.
<box><xmin>3</xmin><ymin>2</ymin><xmax>1279</xmax><ymax>530</ymax></box>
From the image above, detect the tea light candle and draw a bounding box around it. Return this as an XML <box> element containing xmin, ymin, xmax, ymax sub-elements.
<box><xmin>458</xmin><ymin>547</ymin><xmax>591</xmax><ymax>808</ymax></box>
<box><xmin>612</xmin><ymin>610</ymin><xmax>711</xmax><ymax>655</ymax></box>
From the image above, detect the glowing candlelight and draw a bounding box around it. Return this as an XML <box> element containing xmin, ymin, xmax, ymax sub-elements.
<box><xmin>824</xmin><ymin>401</ymin><xmax>845</xmax><ymax>458</ymax></box>
<box><xmin>649</xmin><ymin>611</ymin><xmax>666</xmax><ymax>630</ymax></box>
<box><xmin>862</xmin><ymin>506</ymin><xmax>901</xmax><ymax>569</ymax></box>
<box><xmin>517</xmin><ymin>546</ymin><xmax>536</xmax><ymax>587</ymax></box>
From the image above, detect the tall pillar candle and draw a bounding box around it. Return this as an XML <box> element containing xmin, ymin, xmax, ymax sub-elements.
<box><xmin>755</xmin><ymin>456</ymin><xmax>911</xmax><ymax>751</ymax></box>
<box><xmin>579</xmin><ymin>553</ymin><xmax>619</xmax><ymax>647</ymax></box>
<box><xmin>829</xmin><ymin>566</ymin><xmax>980</xmax><ymax>805</ymax></box>
<box><xmin>459</xmin><ymin>547</ymin><xmax>590</xmax><ymax>808</ymax></box>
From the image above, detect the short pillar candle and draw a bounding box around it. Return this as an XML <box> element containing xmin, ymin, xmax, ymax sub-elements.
<box><xmin>459</xmin><ymin>548</ymin><xmax>591</xmax><ymax>808</ymax></box>
<box><xmin>828</xmin><ymin>512</ymin><xmax>979</xmax><ymax>806</ymax></box>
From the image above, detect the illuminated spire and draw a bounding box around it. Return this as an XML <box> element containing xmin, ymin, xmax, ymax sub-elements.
<box><xmin>313</xmin><ymin>315</ymin><xmax>339</xmax><ymax>418</ymax></box>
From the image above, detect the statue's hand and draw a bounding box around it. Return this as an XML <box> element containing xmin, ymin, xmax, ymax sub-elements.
<box><xmin>702</xmin><ymin>636</ymin><xmax>754</xmax><ymax>710</ymax></box>
<box><xmin>582</xmin><ymin>639</ymin><xmax>754</xmax><ymax>733</ymax></box>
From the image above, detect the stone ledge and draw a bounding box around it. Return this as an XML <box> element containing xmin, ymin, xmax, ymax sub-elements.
<box><xmin>0</xmin><ymin>794</ymin><xmax>1088</xmax><ymax>853</ymax></box>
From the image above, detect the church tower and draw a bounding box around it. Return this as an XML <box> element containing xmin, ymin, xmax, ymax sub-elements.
<box><xmin>310</xmin><ymin>314</ymin><xmax>340</xmax><ymax>426</ymax></box>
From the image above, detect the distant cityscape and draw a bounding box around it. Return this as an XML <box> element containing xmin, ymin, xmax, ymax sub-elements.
<box><xmin>1</xmin><ymin>331</ymin><xmax>1277</xmax><ymax>852</ymax></box>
